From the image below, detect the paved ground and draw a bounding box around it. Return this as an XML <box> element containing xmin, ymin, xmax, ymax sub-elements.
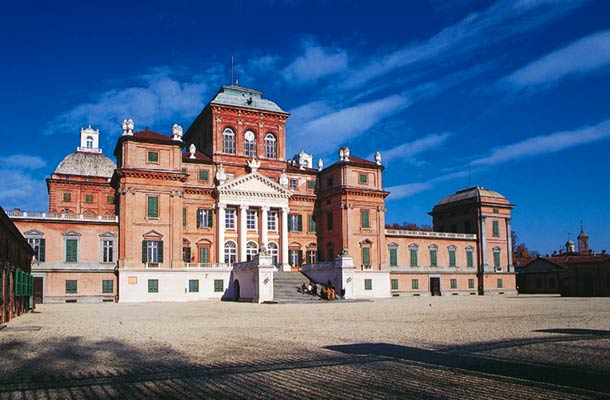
<box><xmin>1</xmin><ymin>295</ymin><xmax>610</xmax><ymax>399</ymax></box>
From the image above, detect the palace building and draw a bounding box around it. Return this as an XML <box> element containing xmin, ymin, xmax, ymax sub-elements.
<box><xmin>7</xmin><ymin>85</ymin><xmax>516</xmax><ymax>303</ymax></box>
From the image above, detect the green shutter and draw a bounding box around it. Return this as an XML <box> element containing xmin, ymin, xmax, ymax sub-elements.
<box><xmin>148</xmin><ymin>279</ymin><xmax>158</xmax><ymax>293</ymax></box>
<box><xmin>308</xmin><ymin>215</ymin><xmax>316</xmax><ymax>232</ymax></box>
<box><xmin>197</xmin><ymin>209</ymin><xmax>202</xmax><ymax>228</ymax></box>
<box><xmin>412</xmin><ymin>279</ymin><xmax>419</xmax><ymax>290</ymax></box>
<box><xmin>362</xmin><ymin>210</ymin><xmax>369</xmax><ymax>229</ymax></box>
<box><xmin>468</xmin><ymin>279</ymin><xmax>475</xmax><ymax>289</ymax></box>
<box><xmin>449</xmin><ymin>250</ymin><xmax>456</xmax><ymax>267</ymax></box>
<box><xmin>14</xmin><ymin>270</ymin><xmax>20</xmax><ymax>296</ymax></box>
<box><xmin>492</xmin><ymin>220</ymin><xmax>499</xmax><ymax>237</ymax></box>
<box><xmin>297</xmin><ymin>215</ymin><xmax>303</xmax><ymax>231</ymax></box>
<box><xmin>451</xmin><ymin>279</ymin><xmax>457</xmax><ymax>289</ymax></box>
<box><xmin>184</xmin><ymin>247</ymin><xmax>191</xmax><ymax>263</ymax></box>
<box><xmin>410</xmin><ymin>249</ymin><xmax>418</xmax><ymax>267</ymax></box>
<box><xmin>102</xmin><ymin>280</ymin><xmax>113</xmax><ymax>293</ymax></box>
<box><xmin>430</xmin><ymin>250</ymin><xmax>437</xmax><ymax>267</ymax></box>
<box><xmin>364</xmin><ymin>279</ymin><xmax>372</xmax><ymax>290</ymax></box>
<box><xmin>66</xmin><ymin>239</ymin><xmax>77</xmax><ymax>262</ymax></box>
<box><xmin>200</xmin><ymin>247</ymin><xmax>209</xmax><ymax>264</ymax></box>
<box><xmin>391</xmin><ymin>279</ymin><xmax>398</xmax><ymax>290</ymax></box>
<box><xmin>199</xmin><ymin>170</ymin><xmax>208</xmax><ymax>181</ymax></box>
<box><xmin>39</xmin><ymin>239</ymin><xmax>46</xmax><ymax>262</ymax></box>
<box><xmin>207</xmin><ymin>209</ymin><xmax>213</xmax><ymax>228</ymax></box>
<box><xmin>158</xmin><ymin>241</ymin><xmax>164</xmax><ymax>263</ymax></box>
<box><xmin>148</xmin><ymin>197</ymin><xmax>158</xmax><ymax>218</ymax></box>
<box><xmin>466</xmin><ymin>250</ymin><xmax>474</xmax><ymax>267</ymax></box>
<box><xmin>214</xmin><ymin>279</ymin><xmax>224</xmax><ymax>292</ymax></box>
<box><xmin>183</xmin><ymin>207</ymin><xmax>187</xmax><ymax>226</ymax></box>
<box><xmin>494</xmin><ymin>251</ymin><xmax>500</xmax><ymax>268</ymax></box>
<box><xmin>297</xmin><ymin>250</ymin><xmax>303</xmax><ymax>266</ymax></box>
<box><xmin>142</xmin><ymin>241</ymin><xmax>147</xmax><ymax>263</ymax></box>
<box><xmin>362</xmin><ymin>247</ymin><xmax>371</xmax><ymax>266</ymax></box>
<box><xmin>389</xmin><ymin>248</ymin><xmax>397</xmax><ymax>267</ymax></box>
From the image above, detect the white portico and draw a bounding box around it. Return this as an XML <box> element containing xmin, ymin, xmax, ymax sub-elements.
<box><xmin>215</xmin><ymin>168</ymin><xmax>293</xmax><ymax>271</ymax></box>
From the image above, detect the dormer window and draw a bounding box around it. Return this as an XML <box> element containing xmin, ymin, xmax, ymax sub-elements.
<box><xmin>86</xmin><ymin>136</ymin><xmax>93</xmax><ymax>149</ymax></box>
<box><xmin>223</xmin><ymin>128</ymin><xmax>236</xmax><ymax>154</ymax></box>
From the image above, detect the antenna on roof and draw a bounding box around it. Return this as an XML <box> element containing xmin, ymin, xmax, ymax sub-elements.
<box><xmin>231</xmin><ymin>56</ymin><xmax>234</xmax><ymax>86</ymax></box>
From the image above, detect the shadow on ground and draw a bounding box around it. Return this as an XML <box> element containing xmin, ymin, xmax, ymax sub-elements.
<box><xmin>1</xmin><ymin>329</ymin><xmax>609</xmax><ymax>399</ymax></box>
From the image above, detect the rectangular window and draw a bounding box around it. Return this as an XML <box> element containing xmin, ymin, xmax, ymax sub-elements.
<box><xmin>361</xmin><ymin>210</ymin><xmax>370</xmax><ymax>229</ymax></box>
<box><xmin>63</xmin><ymin>192</ymin><xmax>72</xmax><ymax>202</ymax></box>
<box><xmin>183</xmin><ymin>247</ymin><xmax>191</xmax><ymax>263</ymax></box>
<box><xmin>389</xmin><ymin>247</ymin><xmax>398</xmax><ymax>267</ymax></box>
<box><xmin>449</xmin><ymin>249</ymin><xmax>456</xmax><ymax>267</ymax></box>
<box><xmin>410</xmin><ymin>249</ymin><xmax>418</xmax><ymax>267</ymax></box>
<box><xmin>466</xmin><ymin>249</ymin><xmax>474</xmax><ymax>268</ymax></box>
<box><xmin>364</xmin><ymin>279</ymin><xmax>372</xmax><ymax>291</ymax></box>
<box><xmin>27</xmin><ymin>238</ymin><xmax>46</xmax><ymax>262</ymax></box>
<box><xmin>225</xmin><ymin>208</ymin><xmax>236</xmax><ymax>229</ymax></box>
<box><xmin>148</xmin><ymin>279</ymin><xmax>159</xmax><ymax>293</ymax></box>
<box><xmin>147</xmin><ymin>196</ymin><xmax>159</xmax><ymax>218</ymax></box>
<box><xmin>142</xmin><ymin>240</ymin><xmax>163</xmax><ymax>265</ymax></box>
<box><xmin>66</xmin><ymin>279</ymin><xmax>76</xmax><ymax>294</ymax></box>
<box><xmin>492</xmin><ymin>220</ymin><xmax>500</xmax><ymax>237</ymax></box>
<box><xmin>102</xmin><ymin>239</ymin><xmax>113</xmax><ymax>263</ymax></box>
<box><xmin>102</xmin><ymin>279</ymin><xmax>113</xmax><ymax>294</ymax></box>
<box><xmin>189</xmin><ymin>279</ymin><xmax>199</xmax><ymax>293</ymax></box>
<box><xmin>247</xmin><ymin>210</ymin><xmax>257</xmax><ymax>230</ymax></box>
<box><xmin>362</xmin><ymin>247</ymin><xmax>371</xmax><ymax>267</ymax></box>
<box><xmin>85</xmin><ymin>194</ymin><xmax>93</xmax><ymax>203</ymax></box>
<box><xmin>65</xmin><ymin>280</ymin><xmax>77</xmax><ymax>294</ymax></box>
<box><xmin>430</xmin><ymin>249</ymin><xmax>438</xmax><ymax>267</ymax></box>
<box><xmin>307</xmin><ymin>215</ymin><xmax>316</xmax><ymax>232</ymax></box>
<box><xmin>494</xmin><ymin>250</ymin><xmax>501</xmax><ymax>268</ymax></box>
<box><xmin>450</xmin><ymin>279</ymin><xmax>457</xmax><ymax>289</ymax></box>
<box><xmin>267</xmin><ymin>211</ymin><xmax>277</xmax><ymax>231</ymax></box>
<box><xmin>147</xmin><ymin>151</ymin><xmax>159</xmax><ymax>163</ymax></box>
<box><xmin>106</xmin><ymin>195</ymin><xmax>114</xmax><ymax>205</ymax></box>
<box><xmin>493</xmin><ymin>207</ymin><xmax>499</xmax><ymax>213</ymax></box>
<box><xmin>391</xmin><ymin>279</ymin><xmax>398</xmax><ymax>290</ymax></box>
<box><xmin>327</xmin><ymin>212</ymin><xmax>334</xmax><ymax>231</ymax></box>
<box><xmin>198</xmin><ymin>169</ymin><xmax>209</xmax><ymax>181</ymax></box>
<box><xmin>197</xmin><ymin>209</ymin><xmax>213</xmax><ymax>228</ymax></box>
<box><xmin>497</xmin><ymin>278</ymin><xmax>503</xmax><ymax>288</ymax></box>
<box><xmin>359</xmin><ymin>174</ymin><xmax>367</xmax><ymax>184</ymax></box>
<box><xmin>307</xmin><ymin>180</ymin><xmax>315</xmax><ymax>190</ymax></box>
<box><xmin>65</xmin><ymin>239</ymin><xmax>78</xmax><ymax>262</ymax></box>
<box><xmin>289</xmin><ymin>250</ymin><xmax>303</xmax><ymax>266</ymax></box>
<box><xmin>289</xmin><ymin>179</ymin><xmax>297</xmax><ymax>190</ymax></box>
<box><xmin>288</xmin><ymin>214</ymin><xmax>303</xmax><ymax>232</ymax></box>
<box><xmin>468</xmin><ymin>279</ymin><xmax>475</xmax><ymax>289</ymax></box>
<box><xmin>214</xmin><ymin>279</ymin><xmax>224</xmax><ymax>293</ymax></box>
<box><xmin>306</xmin><ymin>250</ymin><xmax>316</xmax><ymax>264</ymax></box>
<box><xmin>412</xmin><ymin>279</ymin><xmax>419</xmax><ymax>290</ymax></box>
<box><xmin>199</xmin><ymin>247</ymin><xmax>209</xmax><ymax>264</ymax></box>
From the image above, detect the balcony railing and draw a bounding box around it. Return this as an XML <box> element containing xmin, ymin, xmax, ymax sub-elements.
<box><xmin>184</xmin><ymin>262</ymin><xmax>232</xmax><ymax>269</ymax></box>
<box><xmin>385</xmin><ymin>229</ymin><xmax>476</xmax><ymax>240</ymax></box>
<box><xmin>7</xmin><ymin>210</ymin><xmax>118</xmax><ymax>223</ymax></box>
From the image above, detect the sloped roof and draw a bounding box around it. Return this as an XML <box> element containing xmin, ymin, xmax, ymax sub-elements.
<box><xmin>54</xmin><ymin>152</ymin><xmax>116</xmax><ymax>178</ymax></box>
<box><xmin>435</xmin><ymin>186</ymin><xmax>508</xmax><ymax>206</ymax></box>
<box><xmin>210</xmin><ymin>86</ymin><xmax>287</xmax><ymax>114</ymax></box>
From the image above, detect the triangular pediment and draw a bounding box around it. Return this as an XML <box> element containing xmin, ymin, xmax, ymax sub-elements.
<box><xmin>217</xmin><ymin>172</ymin><xmax>293</xmax><ymax>198</ymax></box>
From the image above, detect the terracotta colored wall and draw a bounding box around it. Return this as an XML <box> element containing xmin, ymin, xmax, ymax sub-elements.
<box><xmin>45</xmin><ymin>272</ymin><xmax>116</xmax><ymax>297</ymax></box>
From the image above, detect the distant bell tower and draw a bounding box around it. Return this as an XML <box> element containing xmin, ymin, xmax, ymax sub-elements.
<box><xmin>577</xmin><ymin>225</ymin><xmax>589</xmax><ymax>254</ymax></box>
<box><xmin>78</xmin><ymin>125</ymin><xmax>102</xmax><ymax>154</ymax></box>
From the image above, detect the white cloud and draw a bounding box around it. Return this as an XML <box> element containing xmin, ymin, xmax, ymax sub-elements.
<box><xmin>472</xmin><ymin>119</ymin><xmax>610</xmax><ymax>166</ymax></box>
<box><xmin>342</xmin><ymin>0</ymin><xmax>589</xmax><ymax>90</ymax></box>
<box><xmin>386</xmin><ymin>182</ymin><xmax>434</xmax><ymax>200</ymax></box>
<box><xmin>0</xmin><ymin>170</ymin><xmax>47</xmax><ymax>210</ymax></box>
<box><xmin>290</xmin><ymin>95</ymin><xmax>411</xmax><ymax>155</ymax></box>
<box><xmin>0</xmin><ymin>154</ymin><xmax>46</xmax><ymax>169</ymax></box>
<box><xmin>504</xmin><ymin>29</ymin><xmax>610</xmax><ymax>89</ymax></box>
<box><xmin>45</xmin><ymin>66</ymin><xmax>220</xmax><ymax>141</ymax></box>
<box><xmin>378</xmin><ymin>132</ymin><xmax>452</xmax><ymax>164</ymax></box>
<box><xmin>283</xmin><ymin>42</ymin><xmax>348</xmax><ymax>84</ymax></box>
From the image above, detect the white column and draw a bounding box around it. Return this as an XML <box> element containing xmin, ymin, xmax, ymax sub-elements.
<box><xmin>506</xmin><ymin>218</ymin><xmax>513</xmax><ymax>271</ymax></box>
<box><xmin>217</xmin><ymin>203</ymin><xmax>226</xmax><ymax>265</ymax></box>
<box><xmin>281</xmin><ymin>207</ymin><xmax>290</xmax><ymax>271</ymax></box>
<box><xmin>239</xmin><ymin>204</ymin><xmax>248</xmax><ymax>262</ymax></box>
<box><xmin>261</xmin><ymin>206</ymin><xmax>269</xmax><ymax>249</ymax></box>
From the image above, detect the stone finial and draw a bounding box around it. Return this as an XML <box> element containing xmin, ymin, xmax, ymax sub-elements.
<box><xmin>279</xmin><ymin>171</ymin><xmax>289</xmax><ymax>187</ymax></box>
<box><xmin>317</xmin><ymin>158</ymin><xmax>323</xmax><ymax>171</ymax></box>
<box><xmin>216</xmin><ymin>164</ymin><xmax>227</xmax><ymax>184</ymax></box>
<box><xmin>172</xmin><ymin>124</ymin><xmax>183</xmax><ymax>141</ymax></box>
<box><xmin>122</xmin><ymin>118</ymin><xmax>134</xmax><ymax>136</ymax></box>
<box><xmin>339</xmin><ymin>146</ymin><xmax>350</xmax><ymax>162</ymax></box>
<box><xmin>189</xmin><ymin>144</ymin><xmax>196</xmax><ymax>159</ymax></box>
<box><xmin>338</xmin><ymin>147</ymin><xmax>344</xmax><ymax>161</ymax></box>
<box><xmin>374</xmin><ymin>151</ymin><xmax>382</xmax><ymax>165</ymax></box>
<box><xmin>247</xmin><ymin>155</ymin><xmax>261</xmax><ymax>173</ymax></box>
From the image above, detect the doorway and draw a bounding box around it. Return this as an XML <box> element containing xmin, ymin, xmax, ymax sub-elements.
<box><xmin>233</xmin><ymin>279</ymin><xmax>240</xmax><ymax>302</ymax></box>
<box><xmin>34</xmin><ymin>277</ymin><xmax>44</xmax><ymax>304</ymax></box>
<box><xmin>430</xmin><ymin>277</ymin><xmax>441</xmax><ymax>296</ymax></box>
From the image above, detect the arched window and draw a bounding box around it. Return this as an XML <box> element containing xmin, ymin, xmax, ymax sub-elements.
<box><xmin>224</xmin><ymin>240</ymin><xmax>237</xmax><ymax>264</ymax></box>
<box><xmin>246</xmin><ymin>241</ymin><xmax>258</xmax><ymax>261</ymax></box>
<box><xmin>86</xmin><ymin>136</ymin><xmax>93</xmax><ymax>149</ymax></box>
<box><xmin>448</xmin><ymin>245</ymin><xmax>457</xmax><ymax>267</ymax></box>
<box><xmin>268</xmin><ymin>242</ymin><xmax>279</xmax><ymax>266</ymax></box>
<box><xmin>429</xmin><ymin>245</ymin><xmax>438</xmax><ymax>267</ymax></box>
<box><xmin>223</xmin><ymin>128</ymin><xmax>236</xmax><ymax>154</ymax></box>
<box><xmin>265</xmin><ymin>133</ymin><xmax>277</xmax><ymax>158</ymax></box>
<box><xmin>244</xmin><ymin>130</ymin><xmax>256</xmax><ymax>156</ymax></box>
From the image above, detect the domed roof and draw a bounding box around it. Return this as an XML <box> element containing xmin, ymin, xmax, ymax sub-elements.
<box><xmin>54</xmin><ymin>152</ymin><xmax>116</xmax><ymax>178</ymax></box>
<box><xmin>435</xmin><ymin>186</ymin><xmax>508</xmax><ymax>207</ymax></box>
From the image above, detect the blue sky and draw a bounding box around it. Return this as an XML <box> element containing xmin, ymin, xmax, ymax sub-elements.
<box><xmin>1</xmin><ymin>0</ymin><xmax>609</xmax><ymax>254</ymax></box>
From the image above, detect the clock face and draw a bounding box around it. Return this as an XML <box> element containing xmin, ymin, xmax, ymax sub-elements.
<box><xmin>245</xmin><ymin>131</ymin><xmax>254</xmax><ymax>141</ymax></box>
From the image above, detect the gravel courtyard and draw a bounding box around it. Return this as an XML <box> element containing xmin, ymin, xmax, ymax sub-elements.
<box><xmin>1</xmin><ymin>295</ymin><xmax>610</xmax><ymax>399</ymax></box>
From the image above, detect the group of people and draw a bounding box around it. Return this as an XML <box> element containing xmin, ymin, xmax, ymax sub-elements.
<box><xmin>299</xmin><ymin>280</ymin><xmax>343</xmax><ymax>301</ymax></box>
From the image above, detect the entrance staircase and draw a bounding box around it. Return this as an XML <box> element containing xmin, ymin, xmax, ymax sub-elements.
<box><xmin>272</xmin><ymin>271</ymin><xmax>320</xmax><ymax>304</ymax></box>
